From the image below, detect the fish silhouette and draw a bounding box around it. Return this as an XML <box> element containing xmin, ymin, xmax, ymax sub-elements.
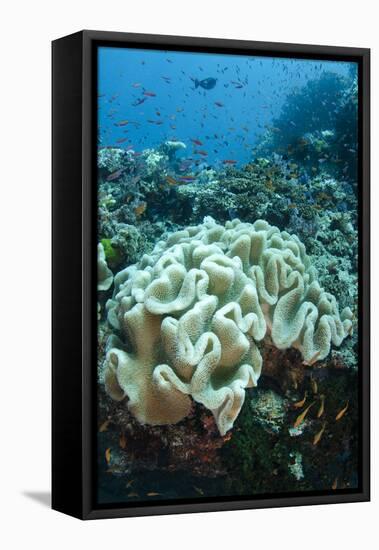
<box><xmin>192</xmin><ymin>77</ymin><xmax>217</xmax><ymax>90</ymax></box>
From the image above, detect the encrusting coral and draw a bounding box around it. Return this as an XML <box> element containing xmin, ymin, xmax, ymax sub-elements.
<box><xmin>104</xmin><ymin>217</ymin><xmax>353</xmax><ymax>435</ymax></box>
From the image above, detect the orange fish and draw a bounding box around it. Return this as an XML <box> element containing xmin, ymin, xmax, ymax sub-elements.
<box><xmin>194</xmin><ymin>150</ymin><xmax>208</xmax><ymax>156</ymax></box>
<box><xmin>191</xmin><ymin>138</ymin><xmax>203</xmax><ymax>146</ymax></box>
<box><xmin>293</xmin><ymin>391</ymin><xmax>307</xmax><ymax>409</ymax></box>
<box><xmin>335</xmin><ymin>401</ymin><xmax>349</xmax><ymax>421</ymax></box>
<box><xmin>134</xmin><ymin>202</ymin><xmax>147</xmax><ymax>217</ymax></box>
<box><xmin>293</xmin><ymin>402</ymin><xmax>315</xmax><ymax>428</ymax></box>
<box><xmin>143</xmin><ymin>91</ymin><xmax>156</xmax><ymax>97</ymax></box>
<box><xmin>313</xmin><ymin>422</ymin><xmax>326</xmax><ymax>446</ymax></box>
<box><xmin>105</xmin><ymin>448</ymin><xmax>111</xmax><ymax>465</ymax></box>
<box><xmin>311</xmin><ymin>376</ymin><xmax>318</xmax><ymax>395</ymax></box>
<box><xmin>222</xmin><ymin>159</ymin><xmax>237</xmax><ymax>165</ymax></box>
<box><xmin>165</xmin><ymin>176</ymin><xmax>178</xmax><ymax>186</ymax></box>
<box><xmin>332</xmin><ymin>477</ymin><xmax>338</xmax><ymax>490</ymax></box>
<box><xmin>119</xmin><ymin>432</ymin><xmax>127</xmax><ymax>449</ymax></box>
<box><xmin>99</xmin><ymin>419</ymin><xmax>110</xmax><ymax>433</ymax></box>
<box><xmin>317</xmin><ymin>395</ymin><xmax>325</xmax><ymax>418</ymax></box>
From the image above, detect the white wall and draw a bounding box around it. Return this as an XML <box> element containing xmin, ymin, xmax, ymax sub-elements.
<box><xmin>0</xmin><ymin>0</ymin><xmax>376</xmax><ymax>548</ymax></box>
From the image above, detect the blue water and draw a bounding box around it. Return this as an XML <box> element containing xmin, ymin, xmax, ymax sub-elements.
<box><xmin>98</xmin><ymin>47</ymin><xmax>356</xmax><ymax>168</ymax></box>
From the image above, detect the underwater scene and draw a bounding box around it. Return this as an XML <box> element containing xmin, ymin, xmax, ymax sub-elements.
<box><xmin>96</xmin><ymin>46</ymin><xmax>359</xmax><ymax>505</ymax></box>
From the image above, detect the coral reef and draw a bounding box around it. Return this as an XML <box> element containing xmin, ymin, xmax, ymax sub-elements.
<box><xmin>104</xmin><ymin>217</ymin><xmax>352</xmax><ymax>435</ymax></box>
<box><xmin>95</xmin><ymin>58</ymin><xmax>360</xmax><ymax>501</ymax></box>
<box><xmin>255</xmin><ymin>71</ymin><xmax>358</xmax><ymax>181</ymax></box>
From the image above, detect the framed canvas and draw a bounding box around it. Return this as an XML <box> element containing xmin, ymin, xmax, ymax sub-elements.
<box><xmin>52</xmin><ymin>30</ymin><xmax>370</xmax><ymax>520</ymax></box>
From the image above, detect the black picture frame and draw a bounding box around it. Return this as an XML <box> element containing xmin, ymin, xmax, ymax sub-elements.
<box><xmin>52</xmin><ymin>30</ymin><xmax>370</xmax><ymax>520</ymax></box>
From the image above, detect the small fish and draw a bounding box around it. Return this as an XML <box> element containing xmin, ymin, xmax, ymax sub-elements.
<box><xmin>192</xmin><ymin>77</ymin><xmax>217</xmax><ymax>90</ymax></box>
<box><xmin>127</xmin><ymin>492</ymin><xmax>139</xmax><ymax>498</ymax></box>
<box><xmin>143</xmin><ymin>91</ymin><xmax>156</xmax><ymax>97</ymax></box>
<box><xmin>214</xmin><ymin>101</ymin><xmax>224</xmax><ymax>107</ymax></box>
<box><xmin>293</xmin><ymin>391</ymin><xmax>307</xmax><ymax>409</ymax></box>
<box><xmin>116</xmin><ymin>138</ymin><xmax>128</xmax><ymax>144</ymax></box>
<box><xmin>293</xmin><ymin>402</ymin><xmax>315</xmax><ymax>428</ymax></box>
<box><xmin>332</xmin><ymin>478</ymin><xmax>338</xmax><ymax>490</ymax></box>
<box><xmin>194</xmin><ymin>486</ymin><xmax>204</xmax><ymax>495</ymax></box>
<box><xmin>119</xmin><ymin>432</ymin><xmax>127</xmax><ymax>449</ymax></box>
<box><xmin>165</xmin><ymin>175</ymin><xmax>178</xmax><ymax>185</ymax></box>
<box><xmin>194</xmin><ymin>150</ymin><xmax>208</xmax><ymax>156</ymax></box>
<box><xmin>191</xmin><ymin>138</ymin><xmax>203</xmax><ymax>146</ymax></box>
<box><xmin>222</xmin><ymin>159</ymin><xmax>237</xmax><ymax>165</ymax></box>
<box><xmin>116</xmin><ymin>120</ymin><xmax>129</xmax><ymax>126</ymax></box>
<box><xmin>147</xmin><ymin>492</ymin><xmax>160</xmax><ymax>497</ymax></box>
<box><xmin>311</xmin><ymin>376</ymin><xmax>318</xmax><ymax>395</ymax></box>
<box><xmin>126</xmin><ymin>479</ymin><xmax>134</xmax><ymax>488</ymax></box>
<box><xmin>131</xmin><ymin>82</ymin><xmax>142</xmax><ymax>88</ymax></box>
<box><xmin>178</xmin><ymin>175</ymin><xmax>196</xmax><ymax>182</ymax></box>
<box><xmin>313</xmin><ymin>422</ymin><xmax>326</xmax><ymax>446</ymax></box>
<box><xmin>107</xmin><ymin>169</ymin><xmax>124</xmax><ymax>182</ymax></box>
<box><xmin>335</xmin><ymin>401</ymin><xmax>349</xmax><ymax>421</ymax></box>
<box><xmin>134</xmin><ymin>202</ymin><xmax>147</xmax><ymax>217</ymax></box>
<box><xmin>132</xmin><ymin>97</ymin><xmax>147</xmax><ymax>106</ymax></box>
<box><xmin>105</xmin><ymin>448</ymin><xmax>111</xmax><ymax>465</ymax></box>
<box><xmin>99</xmin><ymin>419</ymin><xmax>110</xmax><ymax>432</ymax></box>
<box><xmin>317</xmin><ymin>395</ymin><xmax>325</xmax><ymax>418</ymax></box>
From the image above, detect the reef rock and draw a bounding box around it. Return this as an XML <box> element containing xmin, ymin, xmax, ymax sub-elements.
<box><xmin>104</xmin><ymin>217</ymin><xmax>353</xmax><ymax>435</ymax></box>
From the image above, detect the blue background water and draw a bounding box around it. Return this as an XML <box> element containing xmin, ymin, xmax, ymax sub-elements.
<box><xmin>98</xmin><ymin>47</ymin><xmax>356</xmax><ymax>167</ymax></box>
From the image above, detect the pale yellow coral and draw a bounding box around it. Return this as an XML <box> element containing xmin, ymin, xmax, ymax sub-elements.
<box><xmin>97</xmin><ymin>243</ymin><xmax>113</xmax><ymax>291</ymax></box>
<box><xmin>104</xmin><ymin>217</ymin><xmax>353</xmax><ymax>435</ymax></box>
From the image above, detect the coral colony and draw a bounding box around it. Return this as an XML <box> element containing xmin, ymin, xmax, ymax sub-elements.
<box><xmin>96</xmin><ymin>49</ymin><xmax>359</xmax><ymax>502</ymax></box>
<box><xmin>103</xmin><ymin>218</ymin><xmax>352</xmax><ymax>436</ymax></box>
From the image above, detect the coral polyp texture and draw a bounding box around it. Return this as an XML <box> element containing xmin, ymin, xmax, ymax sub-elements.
<box><xmin>104</xmin><ymin>217</ymin><xmax>353</xmax><ymax>435</ymax></box>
